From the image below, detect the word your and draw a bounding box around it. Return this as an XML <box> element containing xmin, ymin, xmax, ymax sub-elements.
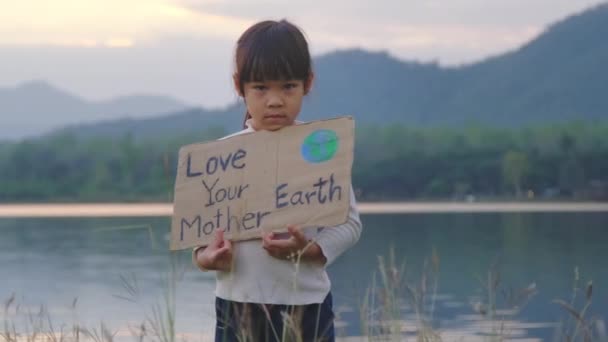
<box><xmin>276</xmin><ymin>173</ymin><xmax>342</xmax><ymax>209</ymax></box>
<box><xmin>202</xmin><ymin>178</ymin><xmax>249</xmax><ymax>207</ymax></box>
<box><xmin>186</xmin><ymin>149</ymin><xmax>246</xmax><ymax>177</ymax></box>
<box><xmin>180</xmin><ymin>206</ymin><xmax>271</xmax><ymax>240</ymax></box>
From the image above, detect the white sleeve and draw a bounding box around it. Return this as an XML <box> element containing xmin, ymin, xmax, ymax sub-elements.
<box><xmin>314</xmin><ymin>185</ymin><xmax>362</xmax><ymax>266</ymax></box>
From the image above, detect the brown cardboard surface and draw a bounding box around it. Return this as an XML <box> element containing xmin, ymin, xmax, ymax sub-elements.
<box><xmin>170</xmin><ymin>117</ymin><xmax>354</xmax><ymax>250</ymax></box>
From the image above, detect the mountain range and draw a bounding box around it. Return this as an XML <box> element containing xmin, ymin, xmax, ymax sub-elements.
<box><xmin>2</xmin><ymin>3</ymin><xmax>607</xmax><ymax>141</ymax></box>
<box><xmin>0</xmin><ymin>81</ymin><xmax>192</xmax><ymax>139</ymax></box>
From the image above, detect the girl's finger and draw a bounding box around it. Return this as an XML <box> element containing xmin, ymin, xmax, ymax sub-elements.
<box><xmin>216</xmin><ymin>245</ymin><xmax>231</xmax><ymax>257</ymax></box>
<box><xmin>212</xmin><ymin>229</ymin><xmax>225</xmax><ymax>247</ymax></box>
<box><xmin>262</xmin><ymin>244</ymin><xmax>276</xmax><ymax>256</ymax></box>
<box><xmin>223</xmin><ymin>237</ymin><xmax>232</xmax><ymax>250</ymax></box>
<box><xmin>261</xmin><ymin>230</ymin><xmax>272</xmax><ymax>240</ymax></box>
<box><xmin>262</xmin><ymin>233</ymin><xmax>272</xmax><ymax>248</ymax></box>
<box><xmin>263</xmin><ymin>246</ymin><xmax>283</xmax><ymax>258</ymax></box>
<box><xmin>264</xmin><ymin>238</ymin><xmax>293</xmax><ymax>249</ymax></box>
<box><xmin>287</xmin><ymin>225</ymin><xmax>306</xmax><ymax>242</ymax></box>
<box><xmin>263</xmin><ymin>245</ymin><xmax>281</xmax><ymax>255</ymax></box>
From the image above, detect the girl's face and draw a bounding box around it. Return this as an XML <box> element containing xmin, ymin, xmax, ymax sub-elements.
<box><xmin>237</xmin><ymin>76</ymin><xmax>313</xmax><ymax>131</ymax></box>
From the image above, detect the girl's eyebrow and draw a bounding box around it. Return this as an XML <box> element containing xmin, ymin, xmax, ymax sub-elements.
<box><xmin>246</xmin><ymin>78</ymin><xmax>301</xmax><ymax>84</ymax></box>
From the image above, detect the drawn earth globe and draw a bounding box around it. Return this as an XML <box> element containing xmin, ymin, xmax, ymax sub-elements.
<box><xmin>301</xmin><ymin>129</ymin><xmax>339</xmax><ymax>163</ymax></box>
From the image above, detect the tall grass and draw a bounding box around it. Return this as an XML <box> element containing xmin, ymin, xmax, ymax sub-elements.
<box><xmin>2</xmin><ymin>293</ymin><xmax>86</xmax><ymax>342</ymax></box>
<box><xmin>552</xmin><ymin>267</ymin><xmax>605</xmax><ymax>342</ymax></box>
<box><xmin>358</xmin><ymin>247</ymin><xmax>440</xmax><ymax>341</ymax></box>
<box><xmin>2</xmin><ymin>248</ymin><xmax>606</xmax><ymax>342</ymax></box>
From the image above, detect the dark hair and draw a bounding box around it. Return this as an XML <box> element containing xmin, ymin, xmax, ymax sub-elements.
<box><xmin>234</xmin><ymin>19</ymin><xmax>312</xmax><ymax>128</ymax></box>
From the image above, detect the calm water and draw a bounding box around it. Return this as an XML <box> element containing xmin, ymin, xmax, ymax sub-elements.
<box><xmin>1</xmin><ymin>213</ymin><xmax>607</xmax><ymax>341</ymax></box>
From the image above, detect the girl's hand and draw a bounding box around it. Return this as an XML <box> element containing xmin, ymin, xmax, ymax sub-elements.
<box><xmin>195</xmin><ymin>229</ymin><xmax>233</xmax><ymax>271</ymax></box>
<box><xmin>262</xmin><ymin>225</ymin><xmax>327</xmax><ymax>265</ymax></box>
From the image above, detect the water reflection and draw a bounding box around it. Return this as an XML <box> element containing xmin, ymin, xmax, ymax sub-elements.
<box><xmin>1</xmin><ymin>213</ymin><xmax>606</xmax><ymax>341</ymax></box>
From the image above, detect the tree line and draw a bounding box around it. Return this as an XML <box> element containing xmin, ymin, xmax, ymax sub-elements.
<box><xmin>1</xmin><ymin>122</ymin><xmax>607</xmax><ymax>202</ymax></box>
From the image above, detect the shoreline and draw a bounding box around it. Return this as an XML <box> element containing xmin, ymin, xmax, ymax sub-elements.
<box><xmin>1</xmin><ymin>202</ymin><xmax>607</xmax><ymax>217</ymax></box>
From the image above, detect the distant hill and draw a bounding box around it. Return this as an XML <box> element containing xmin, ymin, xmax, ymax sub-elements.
<box><xmin>305</xmin><ymin>2</ymin><xmax>608</xmax><ymax>125</ymax></box>
<box><xmin>0</xmin><ymin>81</ymin><xmax>192</xmax><ymax>139</ymax></box>
<box><xmin>6</xmin><ymin>3</ymin><xmax>608</xmax><ymax>141</ymax></box>
<box><xmin>55</xmin><ymin>105</ymin><xmax>244</xmax><ymax>141</ymax></box>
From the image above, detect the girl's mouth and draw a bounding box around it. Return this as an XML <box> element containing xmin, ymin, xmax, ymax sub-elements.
<box><xmin>265</xmin><ymin>114</ymin><xmax>286</xmax><ymax>118</ymax></box>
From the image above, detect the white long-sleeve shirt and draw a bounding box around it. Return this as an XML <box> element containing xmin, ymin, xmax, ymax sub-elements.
<box><xmin>193</xmin><ymin>120</ymin><xmax>362</xmax><ymax>305</ymax></box>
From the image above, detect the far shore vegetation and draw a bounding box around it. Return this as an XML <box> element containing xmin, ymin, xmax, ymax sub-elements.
<box><xmin>1</xmin><ymin>122</ymin><xmax>607</xmax><ymax>203</ymax></box>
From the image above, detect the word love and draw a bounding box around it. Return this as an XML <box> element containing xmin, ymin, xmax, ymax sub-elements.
<box><xmin>186</xmin><ymin>148</ymin><xmax>247</xmax><ymax>177</ymax></box>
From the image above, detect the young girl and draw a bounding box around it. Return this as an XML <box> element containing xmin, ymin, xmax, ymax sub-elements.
<box><xmin>193</xmin><ymin>19</ymin><xmax>362</xmax><ymax>342</ymax></box>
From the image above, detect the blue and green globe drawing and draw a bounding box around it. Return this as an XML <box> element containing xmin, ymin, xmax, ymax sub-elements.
<box><xmin>301</xmin><ymin>129</ymin><xmax>339</xmax><ymax>163</ymax></box>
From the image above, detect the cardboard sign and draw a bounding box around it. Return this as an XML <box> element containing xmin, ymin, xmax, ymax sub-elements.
<box><xmin>170</xmin><ymin>117</ymin><xmax>354</xmax><ymax>250</ymax></box>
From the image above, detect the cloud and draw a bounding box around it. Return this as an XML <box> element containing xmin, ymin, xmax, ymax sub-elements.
<box><xmin>383</xmin><ymin>25</ymin><xmax>543</xmax><ymax>53</ymax></box>
<box><xmin>105</xmin><ymin>38</ymin><xmax>135</xmax><ymax>48</ymax></box>
<box><xmin>0</xmin><ymin>0</ymin><xmax>604</xmax><ymax>107</ymax></box>
<box><xmin>173</xmin><ymin>0</ymin><xmax>604</xmax><ymax>27</ymax></box>
<box><xmin>172</xmin><ymin>0</ymin><xmax>600</xmax><ymax>64</ymax></box>
<box><xmin>0</xmin><ymin>35</ymin><xmax>238</xmax><ymax>107</ymax></box>
<box><xmin>2</xmin><ymin>0</ymin><xmax>603</xmax><ymax>60</ymax></box>
<box><xmin>0</xmin><ymin>0</ymin><xmax>250</xmax><ymax>46</ymax></box>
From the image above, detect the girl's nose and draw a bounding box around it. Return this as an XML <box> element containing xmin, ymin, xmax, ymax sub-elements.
<box><xmin>266</xmin><ymin>91</ymin><xmax>284</xmax><ymax>107</ymax></box>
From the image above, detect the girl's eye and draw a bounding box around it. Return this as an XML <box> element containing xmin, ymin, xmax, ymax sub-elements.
<box><xmin>252</xmin><ymin>84</ymin><xmax>267</xmax><ymax>91</ymax></box>
<box><xmin>284</xmin><ymin>83</ymin><xmax>298</xmax><ymax>90</ymax></box>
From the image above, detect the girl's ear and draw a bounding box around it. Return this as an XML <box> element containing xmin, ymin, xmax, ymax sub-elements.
<box><xmin>304</xmin><ymin>72</ymin><xmax>315</xmax><ymax>95</ymax></box>
<box><xmin>233</xmin><ymin>73</ymin><xmax>243</xmax><ymax>96</ymax></box>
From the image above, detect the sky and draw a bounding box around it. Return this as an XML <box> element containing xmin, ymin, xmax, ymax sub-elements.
<box><xmin>0</xmin><ymin>0</ymin><xmax>605</xmax><ymax>109</ymax></box>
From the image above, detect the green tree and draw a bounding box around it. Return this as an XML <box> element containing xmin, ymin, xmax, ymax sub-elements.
<box><xmin>502</xmin><ymin>150</ymin><xmax>529</xmax><ymax>198</ymax></box>
<box><xmin>559</xmin><ymin>158</ymin><xmax>585</xmax><ymax>197</ymax></box>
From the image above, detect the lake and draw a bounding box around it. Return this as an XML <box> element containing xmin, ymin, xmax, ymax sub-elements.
<box><xmin>1</xmin><ymin>211</ymin><xmax>607</xmax><ymax>341</ymax></box>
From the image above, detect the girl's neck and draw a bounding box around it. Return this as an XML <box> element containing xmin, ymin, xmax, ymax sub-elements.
<box><xmin>247</xmin><ymin>119</ymin><xmax>298</xmax><ymax>132</ymax></box>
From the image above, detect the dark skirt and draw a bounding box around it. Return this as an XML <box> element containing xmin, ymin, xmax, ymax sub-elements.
<box><xmin>214</xmin><ymin>292</ymin><xmax>335</xmax><ymax>342</ymax></box>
